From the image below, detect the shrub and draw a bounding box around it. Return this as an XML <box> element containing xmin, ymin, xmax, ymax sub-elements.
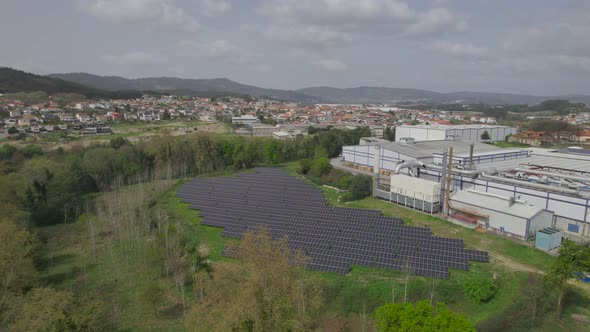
<box><xmin>463</xmin><ymin>275</ymin><xmax>499</xmax><ymax>304</ymax></box>
<box><xmin>349</xmin><ymin>175</ymin><xmax>373</xmax><ymax>200</ymax></box>
<box><xmin>21</xmin><ymin>144</ymin><xmax>43</xmax><ymax>158</ymax></box>
<box><xmin>299</xmin><ymin>158</ymin><xmax>312</xmax><ymax>174</ymax></box>
<box><xmin>311</xmin><ymin>157</ymin><xmax>332</xmax><ymax>177</ymax></box>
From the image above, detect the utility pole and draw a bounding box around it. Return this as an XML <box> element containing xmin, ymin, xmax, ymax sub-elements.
<box><xmin>439</xmin><ymin>151</ymin><xmax>447</xmax><ymax>214</ymax></box>
<box><xmin>372</xmin><ymin>144</ymin><xmax>381</xmax><ymax>197</ymax></box>
<box><xmin>444</xmin><ymin>146</ymin><xmax>453</xmax><ymax>215</ymax></box>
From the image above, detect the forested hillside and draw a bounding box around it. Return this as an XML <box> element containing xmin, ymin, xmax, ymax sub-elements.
<box><xmin>0</xmin><ymin>68</ymin><xmax>142</xmax><ymax>99</ymax></box>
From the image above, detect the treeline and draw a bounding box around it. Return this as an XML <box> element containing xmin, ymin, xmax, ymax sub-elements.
<box><xmin>431</xmin><ymin>99</ymin><xmax>587</xmax><ymax>120</ymax></box>
<box><xmin>0</xmin><ymin>67</ymin><xmax>142</xmax><ymax>99</ymax></box>
<box><xmin>0</xmin><ymin>127</ymin><xmax>372</xmax><ymax>227</ymax></box>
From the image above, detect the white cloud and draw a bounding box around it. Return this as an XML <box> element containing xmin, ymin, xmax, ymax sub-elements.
<box><xmin>314</xmin><ymin>59</ymin><xmax>348</xmax><ymax>71</ymax></box>
<box><xmin>100</xmin><ymin>51</ymin><xmax>164</xmax><ymax>65</ymax></box>
<box><xmin>505</xmin><ymin>23</ymin><xmax>590</xmax><ymax>59</ymax></box>
<box><xmin>258</xmin><ymin>0</ymin><xmax>468</xmax><ymax>45</ymax></box>
<box><xmin>500</xmin><ymin>19</ymin><xmax>590</xmax><ymax>75</ymax></box>
<box><xmin>202</xmin><ymin>40</ymin><xmax>239</xmax><ymax>57</ymax></box>
<box><xmin>426</xmin><ymin>41</ymin><xmax>486</xmax><ymax>57</ymax></box>
<box><xmin>404</xmin><ymin>8</ymin><xmax>467</xmax><ymax>37</ymax></box>
<box><xmin>198</xmin><ymin>0</ymin><xmax>231</xmax><ymax>16</ymax></box>
<box><xmin>264</xmin><ymin>26</ymin><xmax>354</xmax><ymax>48</ymax></box>
<box><xmin>179</xmin><ymin>39</ymin><xmax>241</xmax><ymax>59</ymax></box>
<box><xmin>81</xmin><ymin>0</ymin><xmax>199</xmax><ymax>31</ymax></box>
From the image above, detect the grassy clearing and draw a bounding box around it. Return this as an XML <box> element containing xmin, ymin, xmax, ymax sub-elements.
<box><xmin>155</xmin><ymin>182</ymin><xmax>233</xmax><ymax>261</ymax></box>
<box><xmin>110</xmin><ymin>120</ymin><xmax>208</xmax><ymax>131</ymax></box>
<box><xmin>492</xmin><ymin>141</ymin><xmax>532</xmax><ymax>148</ymax></box>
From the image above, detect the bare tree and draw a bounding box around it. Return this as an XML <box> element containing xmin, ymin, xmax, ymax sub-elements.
<box><xmin>428</xmin><ymin>278</ymin><xmax>441</xmax><ymax>306</ymax></box>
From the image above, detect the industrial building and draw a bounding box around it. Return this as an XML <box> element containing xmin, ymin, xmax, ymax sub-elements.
<box><xmin>395</xmin><ymin>124</ymin><xmax>517</xmax><ymax>143</ymax></box>
<box><xmin>231</xmin><ymin>115</ymin><xmax>259</xmax><ymax>125</ymax></box>
<box><xmin>236</xmin><ymin>123</ymin><xmax>277</xmax><ymax>137</ymax></box>
<box><xmin>341</xmin><ymin>137</ymin><xmax>590</xmax><ymax>243</ymax></box>
<box><xmin>449</xmin><ymin>190</ymin><xmax>554</xmax><ymax>240</ymax></box>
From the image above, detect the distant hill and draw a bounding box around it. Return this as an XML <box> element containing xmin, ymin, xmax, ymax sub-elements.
<box><xmin>296</xmin><ymin>86</ymin><xmax>445</xmax><ymax>104</ymax></box>
<box><xmin>48</xmin><ymin>73</ymin><xmax>322</xmax><ymax>103</ymax></box>
<box><xmin>298</xmin><ymin>86</ymin><xmax>590</xmax><ymax>105</ymax></box>
<box><xmin>46</xmin><ymin>71</ymin><xmax>590</xmax><ymax>105</ymax></box>
<box><xmin>0</xmin><ymin>67</ymin><xmax>142</xmax><ymax>99</ymax></box>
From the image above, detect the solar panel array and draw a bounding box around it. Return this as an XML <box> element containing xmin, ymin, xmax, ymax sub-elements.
<box><xmin>178</xmin><ymin>168</ymin><xmax>488</xmax><ymax>278</ymax></box>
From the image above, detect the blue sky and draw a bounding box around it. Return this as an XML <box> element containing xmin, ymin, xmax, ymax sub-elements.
<box><xmin>2</xmin><ymin>0</ymin><xmax>590</xmax><ymax>95</ymax></box>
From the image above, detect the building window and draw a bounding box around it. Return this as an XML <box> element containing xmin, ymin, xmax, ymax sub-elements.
<box><xmin>567</xmin><ymin>223</ymin><xmax>580</xmax><ymax>233</ymax></box>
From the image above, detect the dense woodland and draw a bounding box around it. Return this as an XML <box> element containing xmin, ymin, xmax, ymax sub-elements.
<box><xmin>1</xmin><ymin>127</ymin><xmax>590</xmax><ymax>331</ymax></box>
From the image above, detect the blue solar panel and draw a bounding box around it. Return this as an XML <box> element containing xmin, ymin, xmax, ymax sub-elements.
<box><xmin>177</xmin><ymin>167</ymin><xmax>488</xmax><ymax>278</ymax></box>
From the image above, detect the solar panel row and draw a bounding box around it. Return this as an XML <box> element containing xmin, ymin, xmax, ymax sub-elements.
<box><xmin>177</xmin><ymin>167</ymin><xmax>488</xmax><ymax>279</ymax></box>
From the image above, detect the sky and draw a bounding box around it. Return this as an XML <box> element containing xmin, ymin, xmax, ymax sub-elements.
<box><xmin>2</xmin><ymin>0</ymin><xmax>590</xmax><ymax>95</ymax></box>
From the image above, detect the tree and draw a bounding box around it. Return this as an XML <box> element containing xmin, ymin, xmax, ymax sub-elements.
<box><xmin>186</xmin><ymin>227</ymin><xmax>323</xmax><ymax>331</ymax></box>
<box><xmin>162</xmin><ymin>110</ymin><xmax>171</xmax><ymax>120</ymax></box>
<box><xmin>480</xmin><ymin>131</ymin><xmax>491</xmax><ymax>141</ymax></box>
<box><xmin>7</xmin><ymin>287</ymin><xmax>74</xmax><ymax>332</ymax></box>
<box><xmin>7</xmin><ymin>127</ymin><xmax>17</xmax><ymax>135</ymax></box>
<box><xmin>0</xmin><ymin>219</ymin><xmax>37</xmax><ymax>311</ymax></box>
<box><xmin>299</xmin><ymin>159</ymin><xmax>312</xmax><ymax>175</ymax></box>
<box><xmin>311</xmin><ymin>157</ymin><xmax>332</xmax><ymax>177</ymax></box>
<box><xmin>141</xmin><ymin>282</ymin><xmax>165</xmax><ymax>318</ymax></box>
<box><xmin>110</xmin><ymin>137</ymin><xmax>130</xmax><ymax>150</ymax></box>
<box><xmin>545</xmin><ymin>239</ymin><xmax>590</xmax><ymax>316</ymax></box>
<box><xmin>374</xmin><ymin>300</ymin><xmax>474</xmax><ymax>332</ymax></box>
<box><xmin>349</xmin><ymin>175</ymin><xmax>373</xmax><ymax>200</ymax></box>
<box><xmin>384</xmin><ymin>126</ymin><xmax>396</xmax><ymax>141</ymax></box>
<box><xmin>264</xmin><ymin>140</ymin><xmax>281</xmax><ymax>165</ymax></box>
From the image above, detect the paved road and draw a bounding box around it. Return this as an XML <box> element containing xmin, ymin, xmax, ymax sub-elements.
<box><xmin>330</xmin><ymin>158</ymin><xmax>374</xmax><ymax>176</ymax></box>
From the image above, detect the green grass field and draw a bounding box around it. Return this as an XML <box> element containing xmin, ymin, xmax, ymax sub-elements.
<box><xmin>492</xmin><ymin>141</ymin><xmax>532</xmax><ymax>148</ymax></box>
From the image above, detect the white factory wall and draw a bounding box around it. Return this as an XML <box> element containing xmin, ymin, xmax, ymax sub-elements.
<box><xmin>449</xmin><ymin>199</ymin><xmax>528</xmax><ymax>238</ymax></box>
<box><xmin>395</xmin><ymin>126</ymin><xmax>517</xmax><ymax>143</ymax></box>
<box><xmin>342</xmin><ymin>145</ymin><xmax>415</xmax><ymax>171</ymax></box>
<box><xmin>530</xmin><ymin>210</ymin><xmax>554</xmax><ymax>234</ymax></box>
<box><xmin>390</xmin><ymin>175</ymin><xmax>440</xmax><ymax>203</ymax></box>
<box><xmin>554</xmin><ymin>217</ymin><xmax>590</xmax><ymax>242</ymax></box>
<box><xmin>342</xmin><ymin>143</ymin><xmax>590</xmax><ymax>240</ymax></box>
<box><xmin>342</xmin><ymin>145</ymin><xmax>374</xmax><ymax>167</ymax></box>
<box><xmin>420</xmin><ymin>168</ymin><xmax>590</xmax><ymax>229</ymax></box>
<box><xmin>395</xmin><ymin>127</ymin><xmax>446</xmax><ymax>142</ymax></box>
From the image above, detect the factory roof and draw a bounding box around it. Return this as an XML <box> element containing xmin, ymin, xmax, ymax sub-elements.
<box><xmin>471</xmin><ymin>152</ymin><xmax>590</xmax><ymax>173</ymax></box>
<box><xmin>396</xmin><ymin>124</ymin><xmax>514</xmax><ymax>130</ymax></box>
<box><xmin>247</xmin><ymin>123</ymin><xmax>277</xmax><ymax>128</ymax></box>
<box><xmin>450</xmin><ymin>189</ymin><xmax>545</xmax><ymax>220</ymax></box>
<box><xmin>557</xmin><ymin>147</ymin><xmax>590</xmax><ymax>156</ymax></box>
<box><xmin>378</xmin><ymin>139</ymin><xmax>501</xmax><ymax>159</ymax></box>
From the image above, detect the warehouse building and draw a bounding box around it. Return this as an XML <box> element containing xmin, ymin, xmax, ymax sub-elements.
<box><xmin>395</xmin><ymin>124</ymin><xmax>517</xmax><ymax>143</ymax></box>
<box><xmin>449</xmin><ymin>190</ymin><xmax>554</xmax><ymax>240</ymax></box>
<box><xmin>232</xmin><ymin>115</ymin><xmax>259</xmax><ymax>125</ymax></box>
<box><xmin>236</xmin><ymin>123</ymin><xmax>277</xmax><ymax>137</ymax></box>
<box><xmin>341</xmin><ymin>138</ymin><xmax>590</xmax><ymax>243</ymax></box>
